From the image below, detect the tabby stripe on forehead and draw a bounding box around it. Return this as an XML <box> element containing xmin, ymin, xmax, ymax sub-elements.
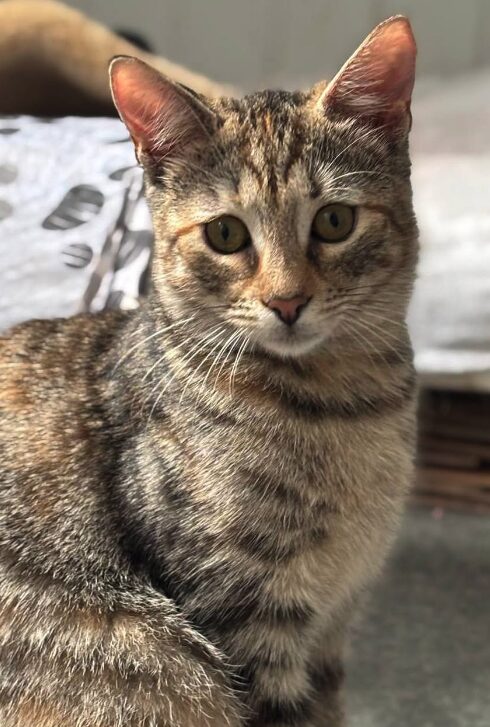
<box><xmin>282</xmin><ymin>129</ymin><xmax>306</xmax><ymax>184</ymax></box>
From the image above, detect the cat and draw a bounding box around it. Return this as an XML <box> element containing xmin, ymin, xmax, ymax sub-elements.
<box><xmin>0</xmin><ymin>15</ymin><xmax>417</xmax><ymax>727</ymax></box>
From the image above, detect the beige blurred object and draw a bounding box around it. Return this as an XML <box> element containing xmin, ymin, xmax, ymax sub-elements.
<box><xmin>0</xmin><ymin>0</ymin><xmax>234</xmax><ymax>116</ymax></box>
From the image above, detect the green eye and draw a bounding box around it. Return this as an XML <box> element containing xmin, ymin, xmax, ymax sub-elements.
<box><xmin>312</xmin><ymin>204</ymin><xmax>356</xmax><ymax>243</ymax></box>
<box><xmin>205</xmin><ymin>215</ymin><xmax>251</xmax><ymax>254</ymax></box>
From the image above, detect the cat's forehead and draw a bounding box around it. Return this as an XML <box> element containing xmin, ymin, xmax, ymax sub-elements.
<box><xmin>216</xmin><ymin>90</ymin><xmax>306</xmax><ymax>127</ymax></box>
<box><xmin>209</xmin><ymin>91</ymin><xmax>388</xmax><ymax>205</ymax></box>
<box><xmin>211</xmin><ymin>90</ymin><xmax>316</xmax><ymax>201</ymax></box>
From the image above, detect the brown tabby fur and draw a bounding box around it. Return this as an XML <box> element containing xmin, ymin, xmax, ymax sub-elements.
<box><xmin>0</xmin><ymin>17</ymin><xmax>417</xmax><ymax>727</ymax></box>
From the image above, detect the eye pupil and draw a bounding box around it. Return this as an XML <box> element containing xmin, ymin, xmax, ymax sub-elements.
<box><xmin>330</xmin><ymin>212</ymin><xmax>339</xmax><ymax>228</ymax></box>
<box><xmin>220</xmin><ymin>222</ymin><xmax>230</xmax><ymax>241</ymax></box>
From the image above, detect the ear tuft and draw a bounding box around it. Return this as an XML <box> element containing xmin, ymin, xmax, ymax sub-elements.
<box><xmin>109</xmin><ymin>56</ymin><xmax>215</xmax><ymax>165</ymax></box>
<box><xmin>319</xmin><ymin>16</ymin><xmax>416</xmax><ymax>131</ymax></box>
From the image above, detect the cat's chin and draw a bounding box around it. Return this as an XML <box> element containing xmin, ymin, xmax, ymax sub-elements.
<box><xmin>256</xmin><ymin>332</ymin><xmax>327</xmax><ymax>359</ymax></box>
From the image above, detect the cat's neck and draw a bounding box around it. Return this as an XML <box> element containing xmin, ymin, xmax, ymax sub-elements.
<box><xmin>117</xmin><ymin>299</ymin><xmax>413</xmax><ymax>428</ymax></box>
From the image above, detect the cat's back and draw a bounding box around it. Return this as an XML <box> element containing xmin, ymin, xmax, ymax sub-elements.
<box><xmin>0</xmin><ymin>311</ymin><xmax>130</xmax><ymax>439</ymax></box>
<box><xmin>0</xmin><ymin>311</ymin><xmax>132</xmax><ymax>562</ymax></box>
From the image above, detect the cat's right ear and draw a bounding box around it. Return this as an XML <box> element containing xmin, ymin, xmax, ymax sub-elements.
<box><xmin>109</xmin><ymin>56</ymin><xmax>216</xmax><ymax>166</ymax></box>
<box><xmin>316</xmin><ymin>16</ymin><xmax>416</xmax><ymax>134</ymax></box>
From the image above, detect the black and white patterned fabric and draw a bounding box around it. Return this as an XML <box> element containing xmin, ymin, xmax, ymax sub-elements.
<box><xmin>0</xmin><ymin>116</ymin><xmax>153</xmax><ymax>332</ymax></box>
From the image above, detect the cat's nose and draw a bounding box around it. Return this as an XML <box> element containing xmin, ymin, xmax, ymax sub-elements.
<box><xmin>263</xmin><ymin>294</ymin><xmax>311</xmax><ymax>326</ymax></box>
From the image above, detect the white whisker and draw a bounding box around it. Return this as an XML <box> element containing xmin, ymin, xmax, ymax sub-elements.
<box><xmin>178</xmin><ymin>327</ymin><xmax>229</xmax><ymax>406</ymax></box>
<box><xmin>113</xmin><ymin>316</ymin><xmax>194</xmax><ymax>373</ymax></box>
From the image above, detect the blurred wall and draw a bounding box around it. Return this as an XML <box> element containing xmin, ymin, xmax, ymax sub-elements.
<box><xmin>68</xmin><ymin>0</ymin><xmax>490</xmax><ymax>89</ymax></box>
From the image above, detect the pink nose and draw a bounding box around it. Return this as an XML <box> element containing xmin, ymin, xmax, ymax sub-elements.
<box><xmin>263</xmin><ymin>294</ymin><xmax>311</xmax><ymax>326</ymax></box>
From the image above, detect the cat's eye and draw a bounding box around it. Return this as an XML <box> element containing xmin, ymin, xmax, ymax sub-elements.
<box><xmin>311</xmin><ymin>204</ymin><xmax>356</xmax><ymax>243</ymax></box>
<box><xmin>205</xmin><ymin>215</ymin><xmax>251</xmax><ymax>254</ymax></box>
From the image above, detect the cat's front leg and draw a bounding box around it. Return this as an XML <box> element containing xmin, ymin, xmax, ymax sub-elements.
<box><xmin>245</xmin><ymin>660</ymin><xmax>344</xmax><ymax>727</ymax></box>
<box><xmin>240</xmin><ymin>625</ymin><xmax>347</xmax><ymax>726</ymax></box>
<box><xmin>308</xmin><ymin>659</ymin><xmax>346</xmax><ymax>727</ymax></box>
<box><xmin>306</xmin><ymin>617</ymin><xmax>348</xmax><ymax>727</ymax></box>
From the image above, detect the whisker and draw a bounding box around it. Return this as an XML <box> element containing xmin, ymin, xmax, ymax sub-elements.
<box><xmin>198</xmin><ymin>329</ymin><xmax>241</xmax><ymax>402</ymax></box>
<box><xmin>213</xmin><ymin>330</ymin><xmax>244</xmax><ymax>393</ymax></box>
<box><xmin>326</xmin><ymin>169</ymin><xmax>394</xmax><ymax>190</ymax></box>
<box><xmin>350</xmin><ymin>316</ymin><xmax>404</xmax><ymax>360</ymax></box>
<box><xmin>144</xmin><ymin>323</ymin><xmax>226</xmax><ymax>423</ymax></box>
<box><xmin>229</xmin><ymin>334</ymin><xmax>251</xmax><ymax>397</ymax></box>
<box><xmin>315</xmin><ymin>124</ymin><xmax>387</xmax><ymax>184</ymax></box>
<box><xmin>178</xmin><ymin>327</ymin><xmax>229</xmax><ymax>405</ymax></box>
<box><xmin>112</xmin><ymin>316</ymin><xmax>195</xmax><ymax>373</ymax></box>
<box><xmin>341</xmin><ymin>319</ymin><xmax>378</xmax><ymax>368</ymax></box>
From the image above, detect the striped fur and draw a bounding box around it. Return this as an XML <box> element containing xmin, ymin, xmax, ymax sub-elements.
<box><xmin>0</xmin><ymin>17</ymin><xmax>417</xmax><ymax>727</ymax></box>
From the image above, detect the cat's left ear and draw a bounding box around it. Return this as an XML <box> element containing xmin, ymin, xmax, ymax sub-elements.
<box><xmin>109</xmin><ymin>56</ymin><xmax>217</xmax><ymax>166</ymax></box>
<box><xmin>317</xmin><ymin>16</ymin><xmax>416</xmax><ymax>134</ymax></box>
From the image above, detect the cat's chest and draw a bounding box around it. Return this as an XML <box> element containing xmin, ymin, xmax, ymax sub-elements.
<box><xmin>158</xmin><ymin>401</ymin><xmax>410</xmax><ymax>625</ymax></box>
<box><xmin>222</xmin><ymin>412</ymin><xmax>406</xmax><ymax>593</ymax></box>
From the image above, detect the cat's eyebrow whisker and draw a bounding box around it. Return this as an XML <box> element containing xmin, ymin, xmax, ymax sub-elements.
<box><xmin>326</xmin><ymin>169</ymin><xmax>393</xmax><ymax>187</ymax></box>
<box><xmin>320</xmin><ymin>123</ymin><xmax>387</xmax><ymax>179</ymax></box>
<box><xmin>165</xmin><ymin>152</ymin><xmax>226</xmax><ymax>186</ymax></box>
<box><xmin>320</xmin><ymin>186</ymin><xmax>354</xmax><ymax>196</ymax></box>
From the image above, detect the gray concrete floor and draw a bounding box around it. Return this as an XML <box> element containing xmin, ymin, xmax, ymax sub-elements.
<box><xmin>347</xmin><ymin>506</ymin><xmax>490</xmax><ymax>727</ymax></box>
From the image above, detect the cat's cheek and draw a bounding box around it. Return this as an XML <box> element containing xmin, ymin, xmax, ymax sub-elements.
<box><xmin>173</xmin><ymin>242</ymin><xmax>253</xmax><ymax>299</ymax></box>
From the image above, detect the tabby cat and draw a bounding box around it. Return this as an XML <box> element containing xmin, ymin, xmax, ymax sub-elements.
<box><xmin>0</xmin><ymin>16</ymin><xmax>417</xmax><ymax>727</ymax></box>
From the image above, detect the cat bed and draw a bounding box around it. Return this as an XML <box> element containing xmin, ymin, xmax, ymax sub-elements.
<box><xmin>1</xmin><ymin>81</ymin><xmax>489</xmax><ymax>389</ymax></box>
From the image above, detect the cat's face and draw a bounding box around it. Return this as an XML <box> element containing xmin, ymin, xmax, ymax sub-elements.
<box><xmin>111</xmin><ymin>16</ymin><xmax>417</xmax><ymax>360</ymax></box>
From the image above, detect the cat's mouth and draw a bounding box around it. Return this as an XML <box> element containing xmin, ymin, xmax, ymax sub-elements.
<box><xmin>254</xmin><ymin>323</ymin><xmax>329</xmax><ymax>358</ymax></box>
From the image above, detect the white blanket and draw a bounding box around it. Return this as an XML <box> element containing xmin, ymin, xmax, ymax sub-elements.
<box><xmin>0</xmin><ymin>116</ymin><xmax>151</xmax><ymax>331</ymax></box>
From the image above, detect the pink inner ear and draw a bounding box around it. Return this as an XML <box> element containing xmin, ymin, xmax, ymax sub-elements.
<box><xmin>110</xmin><ymin>58</ymin><xmax>206</xmax><ymax>161</ymax></box>
<box><xmin>323</xmin><ymin>17</ymin><xmax>416</xmax><ymax>122</ymax></box>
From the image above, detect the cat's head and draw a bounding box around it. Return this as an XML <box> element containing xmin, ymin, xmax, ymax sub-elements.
<box><xmin>110</xmin><ymin>16</ymin><xmax>417</xmax><ymax>360</ymax></box>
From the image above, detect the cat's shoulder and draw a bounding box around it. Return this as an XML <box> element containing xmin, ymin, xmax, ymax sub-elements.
<box><xmin>0</xmin><ymin>310</ymin><xmax>132</xmax><ymax>416</ymax></box>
